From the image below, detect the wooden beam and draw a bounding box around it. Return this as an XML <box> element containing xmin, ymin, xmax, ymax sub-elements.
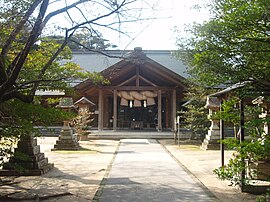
<box><xmin>158</xmin><ymin>90</ymin><xmax>162</xmax><ymax>132</ymax></box>
<box><xmin>144</xmin><ymin>63</ymin><xmax>186</xmax><ymax>88</ymax></box>
<box><xmin>98</xmin><ymin>90</ymin><xmax>103</xmax><ymax>131</ymax></box>
<box><xmin>136</xmin><ymin>66</ymin><xmax>140</xmax><ymax>87</ymax></box>
<box><xmin>113</xmin><ymin>90</ymin><xmax>117</xmax><ymax>131</ymax></box>
<box><xmin>119</xmin><ymin>75</ymin><xmax>136</xmax><ymax>86</ymax></box>
<box><xmin>139</xmin><ymin>75</ymin><xmax>158</xmax><ymax>87</ymax></box>
<box><xmin>171</xmin><ymin>89</ymin><xmax>176</xmax><ymax>131</ymax></box>
<box><xmin>100</xmin><ymin>86</ymin><xmax>176</xmax><ymax>91</ymax></box>
<box><xmin>144</xmin><ymin>64</ymin><xmax>180</xmax><ymax>84</ymax></box>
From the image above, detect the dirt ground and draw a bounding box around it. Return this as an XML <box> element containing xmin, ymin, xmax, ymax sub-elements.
<box><xmin>0</xmin><ymin>137</ymin><xmax>259</xmax><ymax>201</ymax></box>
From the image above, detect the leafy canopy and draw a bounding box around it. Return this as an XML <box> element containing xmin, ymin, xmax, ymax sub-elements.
<box><xmin>175</xmin><ymin>0</ymin><xmax>270</xmax><ymax>92</ymax></box>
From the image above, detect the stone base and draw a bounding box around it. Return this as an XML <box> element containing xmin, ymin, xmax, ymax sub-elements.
<box><xmin>242</xmin><ymin>181</ymin><xmax>270</xmax><ymax>195</ymax></box>
<box><xmin>0</xmin><ymin>163</ymin><xmax>54</xmax><ymax>176</ymax></box>
<box><xmin>52</xmin><ymin>128</ymin><xmax>80</xmax><ymax>150</ymax></box>
<box><xmin>201</xmin><ymin>140</ymin><xmax>220</xmax><ymax>150</ymax></box>
<box><xmin>1</xmin><ymin>136</ymin><xmax>53</xmax><ymax>176</ymax></box>
<box><xmin>201</xmin><ymin>131</ymin><xmax>220</xmax><ymax>150</ymax></box>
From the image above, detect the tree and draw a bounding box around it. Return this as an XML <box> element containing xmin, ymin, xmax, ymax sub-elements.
<box><xmin>0</xmin><ymin>0</ymin><xmax>153</xmax><ymax>104</ymax></box>
<box><xmin>175</xmin><ymin>0</ymin><xmax>270</xmax><ymax>187</ymax></box>
<box><xmin>180</xmin><ymin>83</ymin><xmax>211</xmax><ymax>139</ymax></box>
<box><xmin>175</xmin><ymin>0</ymin><xmax>270</xmax><ymax>93</ymax></box>
<box><xmin>0</xmin><ymin>0</ymin><xmax>155</xmax><ymax>170</ymax></box>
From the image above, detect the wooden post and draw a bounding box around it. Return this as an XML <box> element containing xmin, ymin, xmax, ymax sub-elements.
<box><xmin>172</xmin><ymin>89</ymin><xmax>176</xmax><ymax>131</ymax></box>
<box><xmin>98</xmin><ymin>89</ymin><xmax>103</xmax><ymax>131</ymax></box>
<box><xmin>158</xmin><ymin>90</ymin><xmax>162</xmax><ymax>132</ymax></box>
<box><xmin>220</xmin><ymin>101</ymin><xmax>225</xmax><ymax>167</ymax></box>
<box><xmin>165</xmin><ymin>95</ymin><xmax>170</xmax><ymax>128</ymax></box>
<box><xmin>240</xmin><ymin>99</ymin><xmax>245</xmax><ymax>191</ymax></box>
<box><xmin>113</xmin><ymin>90</ymin><xmax>118</xmax><ymax>131</ymax></box>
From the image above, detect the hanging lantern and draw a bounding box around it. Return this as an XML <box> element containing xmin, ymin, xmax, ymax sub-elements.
<box><xmin>134</xmin><ymin>99</ymin><xmax>142</xmax><ymax>107</ymax></box>
<box><xmin>129</xmin><ymin>100</ymin><xmax>133</xmax><ymax>108</ymax></box>
<box><xmin>120</xmin><ymin>98</ymin><xmax>128</xmax><ymax>106</ymax></box>
<box><xmin>147</xmin><ymin>97</ymin><xmax>155</xmax><ymax>106</ymax></box>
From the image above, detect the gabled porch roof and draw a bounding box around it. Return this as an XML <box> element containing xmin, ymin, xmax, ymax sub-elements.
<box><xmin>75</xmin><ymin>47</ymin><xmax>187</xmax><ymax>96</ymax></box>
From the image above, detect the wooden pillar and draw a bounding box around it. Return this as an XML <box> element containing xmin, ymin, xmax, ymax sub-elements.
<box><xmin>103</xmin><ymin>95</ymin><xmax>109</xmax><ymax>128</ymax></box>
<box><xmin>113</xmin><ymin>90</ymin><xmax>118</xmax><ymax>131</ymax></box>
<box><xmin>98</xmin><ymin>89</ymin><xmax>103</xmax><ymax>131</ymax></box>
<box><xmin>171</xmin><ymin>89</ymin><xmax>176</xmax><ymax>131</ymax></box>
<box><xmin>165</xmin><ymin>93</ymin><xmax>170</xmax><ymax>128</ymax></box>
<box><xmin>158</xmin><ymin>90</ymin><xmax>162</xmax><ymax>132</ymax></box>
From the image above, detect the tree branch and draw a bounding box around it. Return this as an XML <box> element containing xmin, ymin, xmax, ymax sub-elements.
<box><xmin>44</xmin><ymin>0</ymin><xmax>92</xmax><ymax>25</ymax></box>
<box><xmin>29</xmin><ymin>29</ymin><xmax>76</xmax><ymax>97</ymax></box>
<box><xmin>0</xmin><ymin>0</ymin><xmax>49</xmax><ymax>100</ymax></box>
<box><xmin>0</xmin><ymin>0</ymin><xmax>43</xmax><ymax>83</ymax></box>
<box><xmin>70</xmin><ymin>39</ymin><xmax>124</xmax><ymax>58</ymax></box>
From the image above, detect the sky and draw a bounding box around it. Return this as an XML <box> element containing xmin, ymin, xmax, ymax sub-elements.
<box><xmin>107</xmin><ymin>0</ymin><xmax>211</xmax><ymax>50</ymax></box>
<box><xmin>47</xmin><ymin>0</ymin><xmax>211</xmax><ymax>50</ymax></box>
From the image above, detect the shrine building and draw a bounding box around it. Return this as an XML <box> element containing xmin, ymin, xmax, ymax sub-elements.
<box><xmin>74</xmin><ymin>47</ymin><xmax>187</xmax><ymax>132</ymax></box>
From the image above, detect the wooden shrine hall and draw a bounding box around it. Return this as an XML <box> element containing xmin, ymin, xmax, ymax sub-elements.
<box><xmin>75</xmin><ymin>47</ymin><xmax>187</xmax><ymax>132</ymax></box>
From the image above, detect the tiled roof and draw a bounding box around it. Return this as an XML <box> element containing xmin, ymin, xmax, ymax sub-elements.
<box><xmin>71</xmin><ymin>49</ymin><xmax>189</xmax><ymax>78</ymax></box>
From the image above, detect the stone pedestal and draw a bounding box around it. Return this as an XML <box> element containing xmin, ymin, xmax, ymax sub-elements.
<box><xmin>201</xmin><ymin>122</ymin><xmax>220</xmax><ymax>150</ymax></box>
<box><xmin>52</xmin><ymin>121</ymin><xmax>80</xmax><ymax>150</ymax></box>
<box><xmin>201</xmin><ymin>96</ymin><xmax>221</xmax><ymax>150</ymax></box>
<box><xmin>1</xmin><ymin>135</ymin><xmax>53</xmax><ymax>176</ymax></box>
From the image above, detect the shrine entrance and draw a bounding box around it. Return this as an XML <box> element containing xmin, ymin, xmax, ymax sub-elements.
<box><xmin>75</xmin><ymin>48</ymin><xmax>187</xmax><ymax>132</ymax></box>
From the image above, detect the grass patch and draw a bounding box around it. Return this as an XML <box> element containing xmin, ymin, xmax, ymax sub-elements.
<box><xmin>176</xmin><ymin>144</ymin><xmax>201</xmax><ymax>150</ymax></box>
<box><xmin>52</xmin><ymin>147</ymin><xmax>98</xmax><ymax>154</ymax></box>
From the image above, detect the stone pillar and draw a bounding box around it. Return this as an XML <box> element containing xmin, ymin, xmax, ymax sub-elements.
<box><xmin>2</xmin><ymin>135</ymin><xmax>53</xmax><ymax>175</ymax></box>
<box><xmin>201</xmin><ymin>96</ymin><xmax>221</xmax><ymax>150</ymax></box>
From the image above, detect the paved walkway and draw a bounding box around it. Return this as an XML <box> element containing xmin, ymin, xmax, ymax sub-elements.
<box><xmin>98</xmin><ymin>139</ymin><xmax>215</xmax><ymax>202</ymax></box>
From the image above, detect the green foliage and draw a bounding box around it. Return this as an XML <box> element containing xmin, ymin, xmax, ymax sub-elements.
<box><xmin>214</xmin><ymin>136</ymin><xmax>270</xmax><ymax>185</ymax></box>
<box><xmin>256</xmin><ymin>189</ymin><xmax>270</xmax><ymax>202</ymax></box>
<box><xmin>175</xmin><ymin>0</ymin><xmax>270</xmax><ymax>92</ymax></box>
<box><xmin>218</xmin><ymin>97</ymin><xmax>240</xmax><ymax>124</ymax></box>
<box><xmin>213</xmin><ymin>98</ymin><xmax>270</xmax><ymax>185</ymax></box>
<box><xmin>175</xmin><ymin>0</ymin><xmax>270</xmax><ymax>186</ymax></box>
<box><xmin>180</xmin><ymin>83</ymin><xmax>211</xmax><ymax>137</ymax></box>
<box><xmin>0</xmin><ymin>99</ymin><xmax>75</xmax><ymax>167</ymax></box>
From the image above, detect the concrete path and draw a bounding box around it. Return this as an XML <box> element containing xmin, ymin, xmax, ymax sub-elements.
<box><xmin>98</xmin><ymin>139</ymin><xmax>216</xmax><ymax>202</ymax></box>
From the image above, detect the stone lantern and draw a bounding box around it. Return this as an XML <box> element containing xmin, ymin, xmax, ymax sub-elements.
<box><xmin>52</xmin><ymin>97</ymin><xmax>80</xmax><ymax>150</ymax></box>
<box><xmin>201</xmin><ymin>96</ymin><xmax>221</xmax><ymax>150</ymax></box>
<box><xmin>74</xmin><ymin>97</ymin><xmax>95</xmax><ymax>114</ymax></box>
